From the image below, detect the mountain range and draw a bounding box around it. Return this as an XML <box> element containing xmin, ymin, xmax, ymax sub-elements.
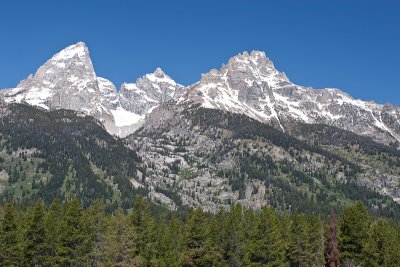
<box><xmin>0</xmin><ymin>42</ymin><xmax>399</xmax><ymax>216</ymax></box>
<box><xmin>1</xmin><ymin>42</ymin><xmax>399</xmax><ymax>144</ymax></box>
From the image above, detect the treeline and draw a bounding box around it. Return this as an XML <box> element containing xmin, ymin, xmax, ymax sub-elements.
<box><xmin>1</xmin><ymin>198</ymin><xmax>399</xmax><ymax>267</ymax></box>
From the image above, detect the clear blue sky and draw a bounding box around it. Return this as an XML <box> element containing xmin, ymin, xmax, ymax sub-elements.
<box><xmin>0</xmin><ymin>0</ymin><xmax>399</xmax><ymax>104</ymax></box>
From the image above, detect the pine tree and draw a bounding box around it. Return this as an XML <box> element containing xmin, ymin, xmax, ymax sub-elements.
<box><xmin>180</xmin><ymin>208</ymin><xmax>208</xmax><ymax>266</ymax></box>
<box><xmin>84</xmin><ymin>199</ymin><xmax>108</xmax><ymax>266</ymax></box>
<box><xmin>287</xmin><ymin>213</ymin><xmax>311</xmax><ymax>266</ymax></box>
<box><xmin>57</xmin><ymin>197</ymin><xmax>86</xmax><ymax>266</ymax></box>
<box><xmin>157</xmin><ymin>217</ymin><xmax>182</xmax><ymax>267</ymax></box>
<box><xmin>245</xmin><ymin>207</ymin><xmax>288</xmax><ymax>267</ymax></box>
<box><xmin>131</xmin><ymin>196</ymin><xmax>158</xmax><ymax>266</ymax></box>
<box><xmin>279</xmin><ymin>212</ymin><xmax>291</xmax><ymax>254</ymax></box>
<box><xmin>362</xmin><ymin>218</ymin><xmax>399</xmax><ymax>267</ymax></box>
<box><xmin>339</xmin><ymin>201</ymin><xmax>370</xmax><ymax>266</ymax></box>
<box><xmin>0</xmin><ymin>203</ymin><xmax>21</xmax><ymax>267</ymax></box>
<box><xmin>106</xmin><ymin>208</ymin><xmax>138</xmax><ymax>267</ymax></box>
<box><xmin>308</xmin><ymin>214</ymin><xmax>325</xmax><ymax>267</ymax></box>
<box><xmin>23</xmin><ymin>199</ymin><xmax>51</xmax><ymax>266</ymax></box>
<box><xmin>203</xmin><ymin>212</ymin><xmax>227</xmax><ymax>266</ymax></box>
<box><xmin>326</xmin><ymin>212</ymin><xmax>339</xmax><ymax>267</ymax></box>
<box><xmin>44</xmin><ymin>198</ymin><xmax>63</xmax><ymax>265</ymax></box>
<box><xmin>220</xmin><ymin>204</ymin><xmax>246</xmax><ymax>267</ymax></box>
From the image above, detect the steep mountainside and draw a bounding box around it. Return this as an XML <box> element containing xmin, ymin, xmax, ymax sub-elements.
<box><xmin>1</xmin><ymin>42</ymin><xmax>400</xmax><ymax>217</ymax></box>
<box><xmin>126</xmin><ymin>102</ymin><xmax>400</xmax><ymax>218</ymax></box>
<box><xmin>0</xmin><ymin>101</ymin><xmax>144</xmax><ymax>209</ymax></box>
<box><xmin>184</xmin><ymin>51</ymin><xmax>400</xmax><ymax>145</ymax></box>
<box><xmin>0</xmin><ymin>42</ymin><xmax>184</xmax><ymax>137</ymax></box>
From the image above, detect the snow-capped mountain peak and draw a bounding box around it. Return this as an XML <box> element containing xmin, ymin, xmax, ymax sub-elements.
<box><xmin>51</xmin><ymin>41</ymin><xmax>89</xmax><ymax>61</ymax></box>
<box><xmin>1</xmin><ymin>41</ymin><xmax>101</xmax><ymax>111</ymax></box>
<box><xmin>144</xmin><ymin>67</ymin><xmax>180</xmax><ymax>87</ymax></box>
<box><xmin>1</xmin><ymin>43</ymin><xmax>399</xmax><ymax>144</ymax></box>
<box><xmin>185</xmin><ymin>51</ymin><xmax>400</xmax><ymax>144</ymax></box>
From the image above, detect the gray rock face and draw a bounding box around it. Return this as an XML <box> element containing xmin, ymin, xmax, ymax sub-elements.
<box><xmin>0</xmin><ymin>42</ymin><xmax>399</xmax><ymax>144</ymax></box>
<box><xmin>184</xmin><ymin>51</ymin><xmax>400</xmax><ymax>145</ymax></box>
<box><xmin>0</xmin><ymin>42</ymin><xmax>184</xmax><ymax>138</ymax></box>
<box><xmin>119</xmin><ymin>67</ymin><xmax>184</xmax><ymax>116</ymax></box>
<box><xmin>2</xmin><ymin>42</ymin><xmax>103</xmax><ymax>112</ymax></box>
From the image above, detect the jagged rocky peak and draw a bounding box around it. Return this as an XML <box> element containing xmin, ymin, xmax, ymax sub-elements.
<box><xmin>185</xmin><ymin>50</ymin><xmax>400</xmax><ymax>144</ymax></box>
<box><xmin>32</xmin><ymin>41</ymin><xmax>96</xmax><ymax>85</ymax></box>
<box><xmin>119</xmin><ymin>67</ymin><xmax>184</xmax><ymax>116</ymax></box>
<box><xmin>146</xmin><ymin>67</ymin><xmax>170</xmax><ymax>80</ymax></box>
<box><xmin>227</xmin><ymin>50</ymin><xmax>273</xmax><ymax>68</ymax></box>
<box><xmin>0</xmin><ymin>41</ymin><xmax>104</xmax><ymax>112</ymax></box>
<box><xmin>197</xmin><ymin>50</ymin><xmax>290</xmax><ymax>93</ymax></box>
<box><xmin>1</xmin><ymin>43</ymin><xmax>399</xmax><ymax>144</ymax></box>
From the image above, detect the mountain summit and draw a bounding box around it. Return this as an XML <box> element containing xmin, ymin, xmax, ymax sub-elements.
<box><xmin>1</xmin><ymin>42</ymin><xmax>399</xmax><ymax>144</ymax></box>
<box><xmin>0</xmin><ymin>42</ymin><xmax>183</xmax><ymax>137</ymax></box>
<box><xmin>184</xmin><ymin>51</ymin><xmax>400</xmax><ymax>144</ymax></box>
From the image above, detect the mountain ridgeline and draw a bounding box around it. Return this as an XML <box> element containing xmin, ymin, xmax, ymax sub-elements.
<box><xmin>0</xmin><ymin>42</ymin><xmax>400</xmax><ymax>219</ymax></box>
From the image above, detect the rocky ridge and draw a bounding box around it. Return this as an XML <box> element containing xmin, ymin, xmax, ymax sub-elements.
<box><xmin>0</xmin><ymin>42</ymin><xmax>183</xmax><ymax>137</ymax></box>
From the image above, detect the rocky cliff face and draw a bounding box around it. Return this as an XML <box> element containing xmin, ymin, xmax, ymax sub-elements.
<box><xmin>0</xmin><ymin>42</ymin><xmax>184</xmax><ymax>137</ymax></box>
<box><xmin>1</xmin><ymin>42</ymin><xmax>399</xmax><ymax>144</ymax></box>
<box><xmin>184</xmin><ymin>51</ymin><xmax>400</xmax><ymax>145</ymax></box>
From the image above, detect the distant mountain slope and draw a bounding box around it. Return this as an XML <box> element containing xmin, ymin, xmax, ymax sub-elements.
<box><xmin>0</xmin><ymin>101</ymin><xmax>143</xmax><ymax>208</ymax></box>
<box><xmin>126</xmin><ymin>102</ymin><xmax>400</xmax><ymax>218</ymax></box>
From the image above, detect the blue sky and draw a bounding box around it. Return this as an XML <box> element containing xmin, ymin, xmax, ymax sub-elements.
<box><xmin>0</xmin><ymin>0</ymin><xmax>399</xmax><ymax>104</ymax></box>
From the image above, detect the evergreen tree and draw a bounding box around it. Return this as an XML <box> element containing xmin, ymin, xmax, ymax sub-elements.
<box><xmin>57</xmin><ymin>197</ymin><xmax>86</xmax><ymax>266</ymax></box>
<box><xmin>220</xmin><ymin>204</ymin><xmax>246</xmax><ymax>267</ymax></box>
<box><xmin>0</xmin><ymin>203</ymin><xmax>21</xmax><ymax>267</ymax></box>
<box><xmin>180</xmin><ymin>208</ymin><xmax>208</xmax><ymax>266</ymax></box>
<box><xmin>287</xmin><ymin>213</ymin><xmax>311</xmax><ymax>266</ymax></box>
<box><xmin>203</xmin><ymin>212</ymin><xmax>226</xmax><ymax>266</ymax></box>
<box><xmin>0</xmin><ymin>194</ymin><xmax>399</xmax><ymax>267</ymax></box>
<box><xmin>43</xmin><ymin>198</ymin><xmax>63</xmax><ymax>265</ymax></box>
<box><xmin>326</xmin><ymin>212</ymin><xmax>339</xmax><ymax>267</ymax></box>
<box><xmin>131</xmin><ymin>196</ymin><xmax>158</xmax><ymax>266</ymax></box>
<box><xmin>362</xmin><ymin>219</ymin><xmax>399</xmax><ymax>267</ymax></box>
<box><xmin>157</xmin><ymin>217</ymin><xmax>182</xmax><ymax>267</ymax></box>
<box><xmin>23</xmin><ymin>200</ymin><xmax>51</xmax><ymax>266</ymax></box>
<box><xmin>308</xmin><ymin>215</ymin><xmax>325</xmax><ymax>267</ymax></box>
<box><xmin>106</xmin><ymin>208</ymin><xmax>138</xmax><ymax>267</ymax></box>
<box><xmin>339</xmin><ymin>201</ymin><xmax>370</xmax><ymax>266</ymax></box>
<box><xmin>84</xmin><ymin>199</ymin><xmax>108</xmax><ymax>266</ymax></box>
<box><xmin>245</xmin><ymin>207</ymin><xmax>288</xmax><ymax>267</ymax></box>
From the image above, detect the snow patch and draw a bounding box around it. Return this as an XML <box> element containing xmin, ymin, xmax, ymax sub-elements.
<box><xmin>111</xmin><ymin>106</ymin><xmax>143</xmax><ymax>127</ymax></box>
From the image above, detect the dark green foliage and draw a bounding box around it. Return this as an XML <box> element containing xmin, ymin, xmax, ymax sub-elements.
<box><xmin>23</xmin><ymin>200</ymin><xmax>50</xmax><ymax>266</ymax></box>
<box><xmin>131</xmin><ymin>196</ymin><xmax>158</xmax><ymax>266</ymax></box>
<box><xmin>339</xmin><ymin>201</ymin><xmax>371</xmax><ymax>266</ymax></box>
<box><xmin>0</xmin><ymin>203</ymin><xmax>21</xmax><ymax>266</ymax></box>
<box><xmin>287</xmin><ymin>213</ymin><xmax>311</xmax><ymax>266</ymax></box>
<box><xmin>0</xmin><ymin>200</ymin><xmax>399</xmax><ymax>266</ymax></box>
<box><xmin>180</xmin><ymin>208</ymin><xmax>209</xmax><ymax>266</ymax></box>
<box><xmin>106</xmin><ymin>208</ymin><xmax>137</xmax><ymax>266</ymax></box>
<box><xmin>245</xmin><ymin>207</ymin><xmax>287</xmax><ymax>266</ymax></box>
<box><xmin>0</xmin><ymin>104</ymin><xmax>141</xmax><ymax>209</ymax></box>
<box><xmin>57</xmin><ymin>198</ymin><xmax>87</xmax><ymax>265</ymax></box>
